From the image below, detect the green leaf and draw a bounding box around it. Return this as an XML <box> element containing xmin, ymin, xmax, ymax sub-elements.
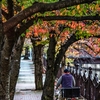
<box><xmin>21</xmin><ymin>33</ymin><xmax>25</xmax><ymax>37</ymax></box>
<box><xmin>37</xmin><ymin>18</ymin><xmax>43</xmax><ymax>24</ymax></box>
<box><xmin>26</xmin><ymin>29</ymin><xmax>29</xmax><ymax>32</ymax></box>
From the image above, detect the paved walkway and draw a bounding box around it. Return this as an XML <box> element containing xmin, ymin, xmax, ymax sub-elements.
<box><xmin>14</xmin><ymin>58</ymin><xmax>42</xmax><ymax>100</ymax></box>
<box><xmin>14</xmin><ymin>58</ymin><xmax>86</xmax><ymax>100</ymax></box>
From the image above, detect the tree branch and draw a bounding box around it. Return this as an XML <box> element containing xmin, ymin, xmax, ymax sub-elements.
<box><xmin>3</xmin><ymin>0</ymin><xmax>95</xmax><ymax>33</ymax></box>
<box><xmin>37</xmin><ymin>15</ymin><xmax>100</xmax><ymax>21</ymax></box>
<box><xmin>7</xmin><ymin>0</ymin><xmax>14</xmax><ymax>19</ymax></box>
<box><xmin>2</xmin><ymin>9</ymin><xmax>9</xmax><ymax>20</ymax></box>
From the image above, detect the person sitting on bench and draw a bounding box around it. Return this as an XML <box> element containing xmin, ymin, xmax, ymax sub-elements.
<box><xmin>56</xmin><ymin>68</ymin><xmax>76</xmax><ymax>100</ymax></box>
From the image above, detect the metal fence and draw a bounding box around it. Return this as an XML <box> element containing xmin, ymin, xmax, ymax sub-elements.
<box><xmin>68</xmin><ymin>66</ymin><xmax>100</xmax><ymax>100</ymax></box>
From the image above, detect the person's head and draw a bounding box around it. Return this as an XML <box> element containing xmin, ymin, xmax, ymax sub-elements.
<box><xmin>64</xmin><ymin>68</ymin><xmax>70</xmax><ymax>73</ymax></box>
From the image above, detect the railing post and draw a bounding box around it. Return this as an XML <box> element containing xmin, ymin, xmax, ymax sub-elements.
<box><xmin>88</xmin><ymin>67</ymin><xmax>92</xmax><ymax>100</ymax></box>
<box><xmin>94</xmin><ymin>73</ymin><xmax>98</xmax><ymax>100</ymax></box>
<box><xmin>83</xmin><ymin>70</ymin><xmax>87</xmax><ymax>99</ymax></box>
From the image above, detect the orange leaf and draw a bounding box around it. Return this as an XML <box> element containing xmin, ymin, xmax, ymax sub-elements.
<box><xmin>77</xmin><ymin>5</ymin><xmax>80</xmax><ymax>10</ymax></box>
<box><xmin>34</xmin><ymin>32</ymin><xmax>38</xmax><ymax>37</ymax></box>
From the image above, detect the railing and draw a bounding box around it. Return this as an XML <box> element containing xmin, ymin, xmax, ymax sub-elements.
<box><xmin>68</xmin><ymin>66</ymin><xmax>100</xmax><ymax>100</ymax></box>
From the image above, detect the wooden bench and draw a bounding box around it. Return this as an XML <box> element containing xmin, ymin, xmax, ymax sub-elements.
<box><xmin>61</xmin><ymin>87</ymin><xmax>80</xmax><ymax>98</ymax></box>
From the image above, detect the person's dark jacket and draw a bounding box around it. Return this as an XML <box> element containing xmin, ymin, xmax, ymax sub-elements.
<box><xmin>56</xmin><ymin>73</ymin><xmax>76</xmax><ymax>89</ymax></box>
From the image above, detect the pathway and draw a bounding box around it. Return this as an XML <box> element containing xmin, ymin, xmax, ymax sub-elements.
<box><xmin>14</xmin><ymin>58</ymin><xmax>42</xmax><ymax>100</ymax></box>
<box><xmin>14</xmin><ymin>58</ymin><xmax>86</xmax><ymax>100</ymax></box>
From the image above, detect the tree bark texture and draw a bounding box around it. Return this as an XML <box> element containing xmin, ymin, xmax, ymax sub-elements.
<box><xmin>34</xmin><ymin>44</ymin><xmax>43</xmax><ymax>90</ymax></box>
<box><xmin>0</xmin><ymin>1</ymin><xmax>5</xmax><ymax>100</ymax></box>
<box><xmin>54</xmin><ymin>34</ymin><xmax>78</xmax><ymax>76</ymax></box>
<box><xmin>42</xmin><ymin>31</ymin><xmax>56</xmax><ymax>100</ymax></box>
<box><xmin>31</xmin><ymin>37</ymin><xmax>43</xmax><ymax>90</ymax></box>
<box><xmin>42</xmin><ymin>34</ymin><xmax>78</xmax><ymax>100</ymax></box>
<box><xmin>10</xmin><ymin>36</ymin><xmax>25</xmax><ymax>100</ymax></box>
<box><xmin>0</xmin><ymin>36</ymin><xmax>15</xmax><ymax>100</ymax></box>
<box><xmin>0</xmin><ymin>18</ymin><xmax>17</xmax><ymax>100</ymax></box>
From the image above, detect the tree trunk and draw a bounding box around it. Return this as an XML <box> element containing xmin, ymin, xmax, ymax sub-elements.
<box><xmin>0</xmin><ymin>26</ymin><xmax>16</xmax><ymax>99</ymax></box>
<box><xmin>31</xmin><ymin>38</ymin><xmax>43</xmax><ymax>90</ymax></box>
<box><xmin>42</xmin><ymin>31</ymin><xmax>56</xmax><ymax>100</ymax></box>
<box><xmin>0</xmin><ymin>2</ymin><xmax>5</xmax><ymax>100</ymax></box>
<box><xmin>42</xmin><ymin>34</ymin><xmax>78</xmax><ymax>100</ymax></box>
<box><xmin>0</xmin><ymin>3</ymin><xmax>16</xmax><ymax>99</ymax></box>
<box><xmin>10</xmin><ymin>36</ymin><xmax>25</xmax><ymax>100</ymax></box>
<box><xmin>0</xmin><ymin>31</ymin><xmax>16</xmax><ymax>99</ymax></box>
<box><xmin>34</xmin><ymin>44</ymin><xmax>43</xmax><ymax>90</ymax></box>
<box><xmin>54</xmin><ymin>34</ymin><xmax>78</xmax><ymax>76</ymax></box>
